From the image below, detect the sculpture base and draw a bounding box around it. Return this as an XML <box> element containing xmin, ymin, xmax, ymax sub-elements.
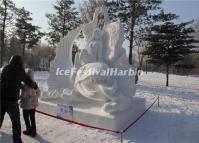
<box><xmin>38</xmin><ymin>97</ymin><xmax>146</xmax><ymax>131</ymax></box>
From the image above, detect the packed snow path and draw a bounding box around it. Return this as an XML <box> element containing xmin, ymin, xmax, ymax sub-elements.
<box><xmin>1</xmin><ymin>72</ymin><xmax>199</xmax><ymax>143</ymax></box>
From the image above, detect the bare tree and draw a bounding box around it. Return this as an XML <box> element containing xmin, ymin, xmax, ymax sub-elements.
<box><xmin>0</xmin><ymin>0</ymin><xmax>16</xmax><ymax>66</ymax></box>
<box><xmin>79</xmin><ymin>0</ymin><xmax>104</xmax><ymax>23</ymax></box>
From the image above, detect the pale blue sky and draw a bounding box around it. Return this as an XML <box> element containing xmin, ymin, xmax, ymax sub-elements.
<box><xmin>12</xmin><ymin>0</ymin><xmax>199</xmax><ymax>33</ymax></box>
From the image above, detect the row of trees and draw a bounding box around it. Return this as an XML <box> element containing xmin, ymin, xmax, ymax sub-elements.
<box><xmin>0</xmin><ymin>0</ymin><xmax>44</xmax><ymax>67</ymax></box>
<box><xmin>0</xmin><ymin>0</ymin><xmax>81</xmax><ymax>69</ymax></box>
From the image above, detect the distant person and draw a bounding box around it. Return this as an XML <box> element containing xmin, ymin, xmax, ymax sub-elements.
<box><xmin>0</xmin><ymin>55</ymin><xmax>37</xmax><ymax>143</ymax></box>
<box><xmin>20</xmin><ymin>68</ymin><xmax>40</xmax><ymax>137</ymax></box>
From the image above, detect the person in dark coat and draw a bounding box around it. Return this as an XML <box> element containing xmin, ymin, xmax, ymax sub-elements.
<box><xmin>0</xmin><ymin>55</ymin><xmax>37</xmax><ymax>143</ymax></box>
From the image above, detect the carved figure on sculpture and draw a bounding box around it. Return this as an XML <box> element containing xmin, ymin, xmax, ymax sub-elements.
<box><xmin>80</xmin><ymin>28</ymin><xmax>104</xmax><ymax>64</ymax></box>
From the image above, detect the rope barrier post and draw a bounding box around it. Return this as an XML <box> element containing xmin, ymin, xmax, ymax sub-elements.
<box><xmin>158</xmin><ymin>96</ymin><xmax>160</xmax><ymax>107</ymax></box>
<box><xmin>120</xmin><ymin>131</ymin><xmax>123</xmax><ymax>143</ymax></box>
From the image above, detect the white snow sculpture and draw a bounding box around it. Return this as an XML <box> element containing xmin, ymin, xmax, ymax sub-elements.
<box><xmin>47</xmin><ymin>6</ymin><xmax>137</xmax><ymax>113</ymax></box>
<box><xmin>43</xmin><ymin>6</ymin><xmax>145</xmax><ymax>130</ymax></box>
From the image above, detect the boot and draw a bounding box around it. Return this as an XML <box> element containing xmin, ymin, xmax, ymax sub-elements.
<box><xmin>23</xmin><ymin>129</ymin><xmax>32</xmax><ymax>136</ymax></box>
<box><xmin>30</xmin><ymin>128</ymin><xmax>37</xmax><ymax>137</ymax></box>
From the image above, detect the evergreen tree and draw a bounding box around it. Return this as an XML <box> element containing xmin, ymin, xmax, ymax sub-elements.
<box><xmin>15</xmin><ymin>7</ymin><xmax>43</xmax><ymax>61</ymax></box>
<box><xmin>144</xmin><ymin>11</ymin><xmax>198</xmax><ymax>86</ymax></box>
<box><xmin>7</xmin><ymin>36</ymin><xmax>22</xmax><ymax>59</ymax></box>
<box><xmin>107</xmin><ymin>0</ymin><xmax>162</xmax><ymax>65</ymax></box>
<box><xmin>46</xmin><ymin>0</ymin><xmax>81</xmax><ymax>45</ymax></box>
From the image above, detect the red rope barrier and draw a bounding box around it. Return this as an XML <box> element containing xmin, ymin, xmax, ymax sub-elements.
<box><xmin>36</xmin><ymin>96</ymin><xmax>159</xmax><ymax>134</ymax></box>
<box><xmin>121</xmin><ymin>97</ymin><xmax>159</xmax><ymax>133</ymax></box>
<box><xmin>36</xmin><ymin>110</ymin><xmax>120</xmax><ymax>133</ymax></box>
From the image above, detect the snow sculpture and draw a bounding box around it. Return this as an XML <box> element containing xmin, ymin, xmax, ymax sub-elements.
<box><xmin>43</xmin><ymin>6</ymin><xmax>145</xmax><ymax>130</ymax></box>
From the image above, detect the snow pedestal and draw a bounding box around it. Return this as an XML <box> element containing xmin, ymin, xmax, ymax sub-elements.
<box><xmin>38</xmin><ymin>97</ymin><xmax>146</xmax><ymax>131</ymax></box>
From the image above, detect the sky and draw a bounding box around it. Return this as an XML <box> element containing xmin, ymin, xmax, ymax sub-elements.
<box><xmin>12</xmin><ymin>0</ymin><xmax>199</xmax><ymax>33</ymax></box>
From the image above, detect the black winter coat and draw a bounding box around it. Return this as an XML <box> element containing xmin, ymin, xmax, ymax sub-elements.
<box><xmin>0</xmin><ymin>55</ymin><xmax>37</xmax><ymax>102</ymax></box>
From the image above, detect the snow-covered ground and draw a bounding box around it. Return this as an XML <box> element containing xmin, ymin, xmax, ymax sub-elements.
<box><xmin>139</xmin><ymin>72</ymin><xmax>199</xmax><ymax>90</ymax></box>
<box><xmin>1</xmin><ymin>72</ymin><xmax>199</xmax><ymax>143</ymax></box>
